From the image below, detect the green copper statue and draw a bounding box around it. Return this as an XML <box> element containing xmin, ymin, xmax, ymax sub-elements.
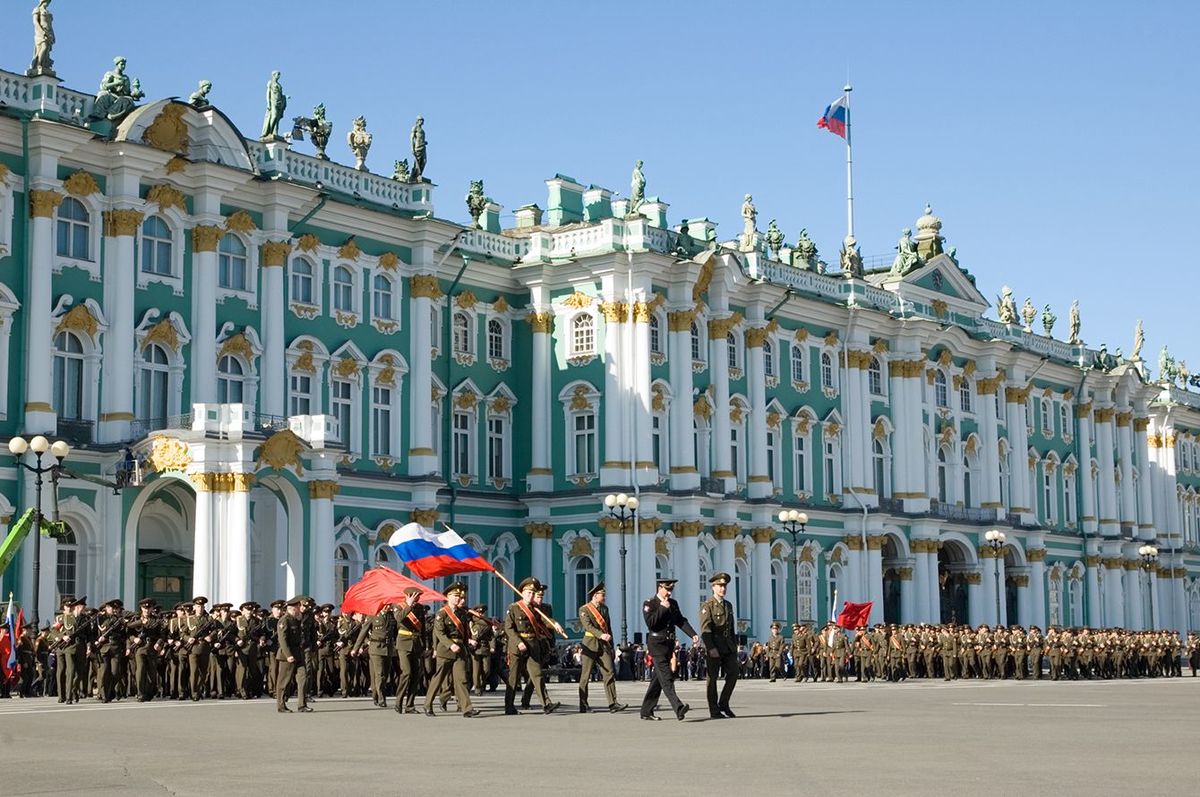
<box><xmin>1068</xmin><ymin>300</ymin><xmax>1081</xmax><ymax>344</ymax></box>
<box><xmin>261</xmin><ymin>71</ymin><xmax>286</xmax><ymax>140</ymax></box>
<box><xmin>28</xmin><ymin>0</ymin><xmax>55</xmax><ymax>77</ymax></box>
<box><xmin>1021</xmin><ymin>297</ymin><xmax>1036</xmax><ymax>333</ymax></box>
<box><xmin>189</xmin><ymin>80</ymin><xmax>212</xmax><ymax>109</ymax></box>
<box><xmin>1042</xmin><ymin>304</ymin><xmax>1056</xmax><ymax>337</ymax></box>
<box><xmin>840</xmin><ymin>235</ymin><xmax>863</xmax><ymax>279</ymax></box>
<box><xmin>765</xmin><ymin>220</ymin><xmax>784</xmax><ymax>258</ymax></box>
<box><xmin>631</xmin><ymin>160</ymin><xmax>645</xmax><ymax>212</ymax></box>
<box><xmin>392</xmin><ymin>159</ymin><xmax>410</xmax><ymax>182</ymax></box>
<box><xmin>410</xmin><ymin>116</ymin><xmax>427</xmax><ymax>182</ymax></box>
<box><xmin>889</xmin><ymin>228</ymin><xmax>921</xmax><ymax>275</ymax></box>
<box><xmin>792</xmin><ymin>228</ymin><xmax>818</xmax><ymax>270</ymax></box>
<box><xmin>466</xmin><ymin>180</ymin><xmax>488</xmax><ymax>228</ymax></box>
<box><xmin>88</xmin><ymin>56</ymin><xmax>144</xmax><ymax>122</ymax></box>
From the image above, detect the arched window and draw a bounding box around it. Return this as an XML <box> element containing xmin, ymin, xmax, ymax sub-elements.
<box><xmin>820</xmin><ymin>352</ymin><xmax>834</xmax><ymax>390</ymax></box>
<box><xmin>55</xmin><ymin>523</ymin><xmax>78</xmax><ymax>600</ymax></box>
<box><xmin>796</xmin><ymin>561</ymin><xmax>815</xmax><ymax>625</ymax></box>
<box><xmin>1047</xmin><ymin>573</ymin><xmax>1062</xmax><ymax>627</ymax></box>
<box><xmin>372</xmin><ymin>274</ymin><xmax>394</xmax><ymax>320</ymax></box>
<box><xmin>727</xmin><ymin>332</ymin><xmax>739</xmax><ymax>371</ymax></box>
<box><xmin>218</xmin><ymin>234</ymin><xmax>247</xmax><ymax>290</ymax></box>
<box><xmin>791</xmin><ymin>345</ymin><xmax>806</xmax><ymax>384</ymax></box>
<box><xmin>290</xmin><ymin>258</ymin><xmax>314</xmax><ymax>304</ymax></box>
<box><xmin>335</xmin><ymin>544</ymin><xmax>356</xmax><ymax>600</ymax></box>
<box><xmin>934</xmin><ymin>370</ymin><xmax>949</xmax><ymax>408</ymax></box>
<box><xmin>963</xmin><ymin>454</ymin><xmax>974</xmax><ymax>507</ymax></box>
<box><xmin>56</xmin><ymin>197</ymin><xmax>91</xmax><ymax>260</ymax></box>
<box><xmin>649</xmin><ymin>314</ymin><xmax>662</xmax><ymax>355</ymax></box>
<box><xmin>333</xmin><ymin>265</ymin><xmax>355</xmax><ymax>312</ymax></box>
<box><xmin>690</xmin><ymin>322</ymin><xmax>702</xmax><ymax>362</ymax></box>
<box><xmin>217</xmin><ymin>356</ymin><xmax>246</xmax><ymax>404</ymax></box>
<box><xmin>771</xmin><ymin>560</ymin><xmax>785</xmax><ymax>621</ymax></box>
<box><xmin>874</xmin><ymin>438</ymin><xmax>889</xmax><ymax>497</ymax></box>
<box><xmin>936</xmin><ymin>447</ymin><xmax>949</xmax><ymax>503</ymax></box>
<box><xmin>1064</xmin><ymin>467</ymin><xmax>1077</xmax><ymax>524</ymax></box>
<box><xmin>698</xmin><ymin>554</ymin><xmax>711</xmax><ymax>602</ymax></box>
<box><xmin>53</xmin><ymin>331</ymin><xmax>85</xmax><ymax>420</ymax></box>
<box><xmin>487</xmin><ymin>319</ymin><xmax>505</xmax><ymax>360</ymax></box>
<box><xmin>960</xmin><ymin>377</ymin><xmax>973</xmax><ymax>413</ymax></box>
<box><xmin>138</xmin><ymin>343</ymin><xmax>170</xmax><ymax>422</ymax></box>
<box><xmin>571</xmin><ymin>314</ymin><xmax>595</xmax><ymax>357</ymax></box>
<box><xmin>734</xmin><ymin>558</ymin><xmax>749</xmax><ymax>618</ymax></box>
<box><xmin>140</xmin><ymin>215</ymin><xmax>173</xmax><ymax>275</ymax></box>
<box><xmin>1000</xmin><ymin>454</ymin><xmax>1011</xmax><ymax>508</ymax></box>
<box><xmin>868</xmin><ymin>357</ymin><xmax>883</xmax><ymax>395</ymax></box>
<box><xmin>1043</xmin><ymin>464</ymin><xmax>1056</xmax><ymax>523</ymax></box>
<box><xmin>453</xmin><ymin>311</ymin><xmax>473</xmax><ymax>355</ymax></box>
<box><xmin>1041</xmin><ymin>398</ymin><xmax>1052</xmax><ymax>435</ymax></box>
<box><xmin>572</xmin><ymin>555</ymin><xmax>596</xmax><ymax>609</ymax></box>
<box><xmin>763</xmin><ymin>339</ymin><xmax>775</xmax><ymax>378</ymax></box>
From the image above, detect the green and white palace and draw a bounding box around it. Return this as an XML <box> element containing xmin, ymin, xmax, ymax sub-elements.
<box><xmin>0</xmin><ymin>48</ymin><xmax>1198</xmax><ymax>641</ymax></box>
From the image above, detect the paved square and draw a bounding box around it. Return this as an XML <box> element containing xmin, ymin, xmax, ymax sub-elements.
<box><xmin>2</xmin><ymin>677</ymin><xmax>1196</xmax><ymax>796</ymax></box>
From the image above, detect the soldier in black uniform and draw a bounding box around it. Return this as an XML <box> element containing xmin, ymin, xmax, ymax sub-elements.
<box><xmin>639</xmin><ymin>578</ymin><xmax>699</xmax><ymax>721</ymax></box>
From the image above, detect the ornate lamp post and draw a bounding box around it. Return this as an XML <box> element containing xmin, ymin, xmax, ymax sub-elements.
<box><xmin>1138</xmin><ymin>544</ymin><xmax>1159</xmax><ymax>629</ymax></box>
<box><xmin>777</xmin><ymin>509</ymin><xmax>809</xmax><ymax>625</ymax></box>
<box><xmin>984</xmin><ymin>529</ymin><xmax>1006</xmax><ymax>626</ymax></box>
<box><xmin>604</xmin><ymin>492</ymin><xmax>638</xmax><ymax>645</ymax></box>
<box><xmin>8</xmin><ymin>435</ymin><xmax>71</xmax><ymax>626</ymax></box>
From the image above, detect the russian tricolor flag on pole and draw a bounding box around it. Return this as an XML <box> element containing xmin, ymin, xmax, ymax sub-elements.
<box><xmin>1</xmin><ymin>593</ymin><xmax>21</xmax><ymax>682</ymax></box>
<box><xmin>387</xmin><ymin>521</ymin><xmax>494</xmax><ymax>580</ymax></box>
<box><xmin>817</xmin><ymin>94</ymin><xmax>849</xmax><ymax>139</ymax></box>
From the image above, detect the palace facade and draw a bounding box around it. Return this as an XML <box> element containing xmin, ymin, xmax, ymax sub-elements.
<box><xmin>0</xmin><ymin>51</ymin><xmax>1198</xmax><ymax>641</ymax></box>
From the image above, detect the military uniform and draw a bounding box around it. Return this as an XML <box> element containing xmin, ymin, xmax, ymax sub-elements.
<box><xmin>95</xmin><ymin>599</ymin><xmax>127</xmax><ymax>702</ymax></box>
<box><xmin>58</xmin><ymin>598</ymin><xmax>90</xmax><ymax>703</ymax></box>
<box><xmin>275</xmin><ymin>597</ymin><xmax>311</xmax><ymax>712</ymax></box>
<box><xmin>468</xmin><ymin>605</ymin><xmax>494</xmax><ymax>695</ymax></box>
<box><xmin>765</xmin><ymin>623</ymin><xmax>786</xmax><ymax>682</ymax></box>
<box><xmin>129</xmin><ymin>599</ymin><xmax>163</xmax><ymax>701</ymax></box>
<box><xmin>699</xmin><ymin>573</ymin><xmax>738</xmax><ymax>718</ymax></box>
<box><xmin>423</xmin><ymin>582</ymin><xmax>478</xmax><ymax>717</ymax></box>
<box><xmin>335</xmin><ymin>611</ymin><xmax>361</xmax><ymax>698</ymax></box>
<box><xmin>641</xmin><ymin>578</ymin><xmax>698</xmax><ymax>721</ymax></box>
<box><xmin>577</xmin><ymin>582</ymin><xmax>623</xmax><ymax>712</ymax></box>
<box><xmin>184</xmin><ymin>597</ymin><xmax>215</xmax><ymax>700</ymax></box>
<box><xmin>504</xmin><ymin>577</ymin><xmax>558</xmax><ymax>715</ymax></box>
<box><xmin>354</xmin><ymin>605</ymin><xmax>397</xmax><ymax>707</ymax></box>
<box><xmin>393</xmin><ymin>589</ymin><xmax>428</xmax><ymax>713</ymax></box>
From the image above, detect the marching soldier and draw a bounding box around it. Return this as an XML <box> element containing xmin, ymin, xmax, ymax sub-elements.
<box><xmin>335</xmin><ymin>609</ymin><xmax>361</xmax><ymax>698</ymax></box>
<box><xmin>504</xmin><ymin>577</ymin><xmax>559</xmax><ymax>715</ymax></box>
<box><xmin>641</xmin><ymin>577</ymin><xmax>699</xmax><ymax>722</ymax></box>
<box><xmin>765</xmin><ymin>622</ymin><xmax>786</xmax><ymax>682</ymax></box>
<box><xmin>58</xmin><ymin>597</ymin><xmax>89</xmax><ymax>704</ymax></box>
<box><xmin>423</xmin><ymin>582</ymin><xmax>479</xmax><ymax>717</ymax></box>
<box><xmin>393</xmin><ymin>587</ymin><xmax>428</xmax><ymax>714</ymax></box>
<box><xmin>128</xmin><ymin>598</ymin><xmax>162</xmax><ymax>701</ymax></box>
<box><xmin>184</xmin><ymin>597</ymin><xmax>215</xmax><ymax>701</ymax></box>
<box><xmin>521</xmin><ymin>583</ymin><xmax>562</xmax><ymax>710</ymax></box>
<box><xmin>699</xmin><ymin>573</ymin><xmax>738</xmax><ymax>718</ymax></box>
<box><xmin>852</xmin><ymin>625</ymin><xmax>873</xmax><ymax>682</ymax></box>
<box><xmin>354</xmin><ymin>602</ymin><xmax>397</xmax><ymax>707</ymax></box>
<box><xmin>95</xmin><ymin>599</ymin><xmax>127</xmax><ymax>702</ymax></box>
<box><xmin>938</xmin><ymin>624</ymin><xmax>959</xmax><ymax>680</ymax></box>
<box><xmin>577</xmin><ymin>582</ymin><xmax>625</xmax><ymax>713</ymax></box>
<box><xmin>467</xmin><ymin>604</ymin><xmax>494</xmax><ymax>695</ymax></box>
<box><xmin>276</xmin><ymin>597</ymin><xmax>311</xmax><ymax>713</ymax></box>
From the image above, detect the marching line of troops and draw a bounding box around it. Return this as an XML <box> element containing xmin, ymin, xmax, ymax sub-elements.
<box><xmin>5</xmin><ymin>575</ymin><xmax>1200</xmax><ymax>719</ymax></box>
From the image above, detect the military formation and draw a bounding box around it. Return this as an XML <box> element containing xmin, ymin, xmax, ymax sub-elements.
<box><xmin>2</xmin><ymin>588</ymin><xmax>1199</xmax><ymax>714</ymax></box>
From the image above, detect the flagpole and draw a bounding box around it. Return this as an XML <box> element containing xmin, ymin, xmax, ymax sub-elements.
<box><xmin>844</xmin><ymin>84</ymin><xmax>854</xmax><ymax>240</ymax></box>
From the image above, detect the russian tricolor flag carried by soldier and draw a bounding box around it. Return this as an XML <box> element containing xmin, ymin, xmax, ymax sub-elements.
<box><xmin>387</xmin><ymin>521</ymin><xmax>494</xmax><ymax>580</ymax></box>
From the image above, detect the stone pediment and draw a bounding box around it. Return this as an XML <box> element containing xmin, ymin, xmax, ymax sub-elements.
<box><xmin>115</xmin><ymin>99</ymin><xmax>253</xmax><ymax>171</ymax></box>
<box><xmin>874</xmin><ymin>254</ymin><xmax>990</xmax><ymax>317</ymax></box>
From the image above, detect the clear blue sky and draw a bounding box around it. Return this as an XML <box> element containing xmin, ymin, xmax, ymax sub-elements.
<box><xmin>4</xmin><ymin>1</ymin><xmax>1197</xmax><ymax>371</ymax></box>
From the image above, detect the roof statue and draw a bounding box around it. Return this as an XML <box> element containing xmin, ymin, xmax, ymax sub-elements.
<box><xmin>839</xmin><ymin>235</ymin><xmax>863</xmax><ymax>279</ymax></box>
<box><xmin>889</xmin><ymin>228</ymin><xmax>921</xmax><ymax>275</ymax></box>
<box><xmin>739</xmin><ymin>194</ymin><xmax>757</xmax><ymax>251</ymax></box>
<box><xmin>28</xmin><ymin>0</ymin><xmax>55</xmax><ymax>77</ymax></box>
<box><xmin>792</xmin><ymin>228</ymin><xmax>818</xmax><ymax>271</ymax></box>
<box><xmin>88</xmin><ymin>56</ymin><xmax>144</xmax><ymax>123</ymax></box>
<box><xmin>1021</xmin><ymin>297</ymin><xmax>1036</xmax><ymax>333</ymax></box>
<box><xmin>188</xmin><ymin>80</ymin><xmax>212</xmax><ymax>109</ymax></box>
<box><xmin>261</xmin><ymin>71</ymin><xmax>286</xmax><ymax>140</ymax></box>
<box><xmin>1068</xmin><ymin>300</ymin><xmax>1081</xmax><ymax>345</ymax></box>
<box><xmin>410</xmin><ymin>116</ymin><xmax>427</xmax><ymax>182</ymax></box>
<box><xmin>347</xmin><ymin>115</ymin><xmax>372</xmax><ymax>172</ymax></box>
<box><xmin>630</xmin><ymin>160</ymin><xmax>645</xmax><ymax>213</ymax></box>
<box><xmin>392</xmin><ymin>159</ymin><xmax>410</xmax><ymax>182</ymax></box>
<box><xmin>1042</xmin><ymin>304</ymin><xmax>1056</xmax><ymax>337</ymax></box>
<box><xmin>765</xmin><ymin>220</ymin><xmax>784</xmax><ymax>259</ymax></box>
<box><xmin>1131</xmin><ymin>319</ymin><xmax>1144</xmax><ymax>361</ymax></box>
<box><xmin>466</xmin><ymin>180</ymin><xmax>488</xmax><ymax>228</ymax></box>
<box><xmin>996</xmin><ymin>286</ymin><xmax>1017</xmax><ymax>325</ymax></box>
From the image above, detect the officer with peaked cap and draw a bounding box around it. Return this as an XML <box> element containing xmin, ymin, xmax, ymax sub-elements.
<box><xmin>639</xmin><ymin>577</ymin><xmax>699</xmax><ymax>721</ymax></box>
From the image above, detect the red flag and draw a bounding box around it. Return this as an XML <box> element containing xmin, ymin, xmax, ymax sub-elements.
<box><xmin>836</xmin><ymin>601</ymin><xmax>873</xmax><ymax>629</ymax></box>
<box><xmin>340</xmin><ymin>567</ymin><xmax>446</xmax><ymax>616</ymax></box>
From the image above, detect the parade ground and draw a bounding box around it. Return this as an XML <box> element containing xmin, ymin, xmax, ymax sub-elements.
<box><xmin>2</xmin><ymin>677</ymin><xmax>1195</xmax><ymax>796</ymax></box>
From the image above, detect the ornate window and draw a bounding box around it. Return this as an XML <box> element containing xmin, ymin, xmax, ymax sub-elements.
<box><xmin>959</xmin><ymin>377</ymin><xmax>973</xmax><ymax>413</ymax></box>
<box><xmin>1059</xmin><ymin>403</ymin><xmax>1072</xmax><ymax>439</ymax></box>
<box><xmin>55</xmin><ymin>523</ymin><xmax>78</xmax><ymax>600</ymax></box>
<box><xmin>868</xmin><ymin>356</ymin><xmax>884</xmax><ymax>396</ymax></box>
<box><xmin>763</xmin><ymin>339</ymin><xmax>776</xmax><ymax>378</ymax></box>
<box><xmin>820</xmin><ymin>352</ymin><xmax>834</xmax><ymax>390</ymax></box>
<box><xmin>571</xmin><ymin>314</ymin><xmax>595</xmax><ymax>358</ymax></box>
<box><xmin>218</xmin><ymin>234</ymin><xmax>248</xmax><ymax>291</ymax></box>
<box><xmin>936</xmin><ymin>446</ymin><xmax>949</xmax><ymax>503</ymax></box>
<box><xmin>333</xmin><ymin>265</ymin><xmax>355</xmax><ymax>312</ymax></box>
<box><xmin>487</xmin><ymin>414</ymin><xmax>506</xmax><ymax>484</ymax></box>
<box><xmin>793</xmin><ymin>432</ymin><xmax>809</xmax><ymax>494</ymax></box>
<box><xmin>571</xmin><ymin>554</ymin><xmax>597</xmax><ymax>611</ymax></box>
<box><xmin>453</xmin><ymin>311</ymin><xmax>473</xmax><ymax>355</ymax></box>
<box><xmin>52</xmin><ymin>331</ymin><xmax>85</xmax><ymax>420</ymax></box>
<box><xmin>791</xmin><ymin>344</ymin><xmax>807</xmax><ymax>386</ymax></box>
<box><xmin>767</xmin><ymin>428</ymin><xmax>780</xmax><ymax>489</ymax></box>
<box><xmin>1048</xmin><ymin>572</ymin><xmax>1062</xmax><ymax>627</ymax></box>
<box><xmin>56</xmin><ymin>197</ymin><xmax>91</xmax><ymax>260</ymax></box>
<box><xmin>796</xmin><ymin>561</ymin><xmax>815</xmax><ymax>625</ymax></box>
<box><xmin>139</xmin><ymin>215</ymin><xmax>173</xmax><ymax>275</ymax></box>
<box><xmin>561</xmin><ymin>382</ymin><xmax>600</xmax><ymax>481</ymax></box>
<box><xmin>573</xmin><ymin>413</ymin><xmax>596</xmax><ymax>476</ymax></box>
<box><xmin>823</xmin><ymin>434</ymin><xmax>841</xmax><ymax>500</ymax></box>
<box><xmin>771</xmin><ymin>560</ymin><xmax>785</xmax><ymax>620</ymax></box>
<box><xmin>1043</xmin><ymin>463</ymin><xmax>1056</xmax><ymax>524</ymax></box>
<box><xmin>217</xmin><ymin>355</ymin><xmax>246</xmax><ymax>404</ymax></box>
<box><xmin>371</xmin><ymin>384</ymin><xmax>393</xmax><ymax>456</ymax></box>
<box><xmin>137</xmin><ymin>344</ymin><xmax>171</xmax><ymax>423</ymax></box>
<box><xmin>651</xmin><ymin>410</ymin><xmax>668</xmax><ymax>478</ymax></box>
<box><xmin>331</xmin><ymin>377</ymin><xmax>354</xmax><ymax>450</ymax></box>
<box><xmin>290</xmin><ymin>257</ymin><xmax>315</xmax><ymax>305</ymax></box>
<box><xmin>649</xmin><ymin>314</ymin><xmax>662</xmax><ymax>355</ymax></box>
<box><xmin>372</xmin><ymin>274</ymin><xmax>395</xmax><ymax>320</ymax></box>
<box><xmin>1064</xmin><ymin>466</ymin><xmax>1077</xmax><ymax>524</ymax></box>
<box><xmin>1041</xmin><ymin>398</ymin><xmax>1052</xmax><ymax>435</ymax></box>
<box><xmin>934</xmin><ymin>370</ymin><xmax>949</xmax><ymax>408</ymax></box>
<box><xmin>335</xmin><ymin>544</ymin><xmax>356</xmax><ymax>600</ymax></box>
<box><xmin>690</xmin><ymin>321</ymin><xmax>703</xmax><ymax>363</ymax></box>
<box><xmin>875</xmin><ymin>438</ymin><xmax>891</xmax><ymax>498</ymax></box>
<box><xmin>290</xmin><ymin>372</ymin><xmax>313</xmax><ymax>416</ymax></box>
<box><xmin>727</xmin><ymin>332</ymin><xmax>740</xmax><ymax>371</ymax></box>
<box><xmin>487</xmin><ymin>319</ymin><xmax>504</xmax><ymax>360</ymax></box>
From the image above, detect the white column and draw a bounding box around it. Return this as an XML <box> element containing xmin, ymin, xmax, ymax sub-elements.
<box><xmin>1094</xmin><ymin>409</ymin><xmax>1119</xmax><ymax>536</ymax></box>
<box><xmin>527</xmin><ymin>311</ymin><xmax>553</xmax><ymax>491</ymax></box>
<box><xmin>603</xmin><ymin>521</ymin><xmax>626</xmax><ymax>643</ymax></box>
<box><xmin>716</xmin><ymin>524</ymin><xmax>736</xmax><ymax>578</ymax></box>
<box><xmin>866</xmin><ymin>536</ymin><xmax>884</xmax><ymax>624</ymax></box>
<box><xmin>1028</xmin><ymin>551</ymin><xmax>1047</xmax><ymax>630</ymax></box>
<box><xmin>851</xmin><ymin>353</ymin><xmax>873</xmax><ymax>495</ymax></box>
<box><xmin>708</xmin><ymin>316</ymin><xmax>733</xmax><ymax>490</ymax></box>
<box><xmin>926</xmin><ymin>550</ymin><xmax>941</xmax><ymax>625</ymax></box>
<box><xmin>1116</xmin><ymin>412</ymin><xmax>1136</xmax><ymax>526</ymax></box>
<box><xmin>1133</xmin><ymin>417</ymin><xmax>1156</xmax><ymax>537</ymax></box>
<box><xmin>1085</xmin><ymin>551</ymin><xmax>1103</xmax><ymax>627</ymax></box>
<box><xmin>631</xmin><ymin>301</ymin><xmax>655</xmax><ymax>486</ymax></box>
<box><xmin>981</xmin><ymin>552</ymin><xmax>999</xmax><ymax>626</ymax></box>
<box><xmin>978</xmin><ymin>379</ymin><xmax>1002</xmax><ymax>510</ymax></box>
<box><xmin>1016</xmin><ymin>575</ymin><xmax>1031</xmax><ymax>625</ymax></box>
<box><xmin>1005</xmin><ymin>386</ymin><xmax>1031</xmax><ymax>516</ymax></box>
<box><xmin>97</xmin><ymin>208</ymin><xmax>140</xmax><ymax>442</ymax></box>
<box><xmin>900</xmin><ymin>568</ymin><xmax>916</xmax><ymax>624</ymax></box>
<box><xmin>600</xmin><ymin>300</ymin><xmax>626</xmax><ymax>485</ymax></box>
<box><xmin>1125</xmin><ymin>561</ymin><xmax>1144</xmax><ymax>630</ymax></box>
<box><xmin>23</xmin><ymin>188</ymin><xmax>60</xmax><ymax>432</ymax></box>
<box><xmin>967</xmin><ymin>573</ymin><xmax>984</xmax><ymax>627</ymax></box>
<box><xmin>1102</xmin><ymin>557</ymin><xmax>1124</xmax><ymax>628</ymax></box>
<box><xmin>842</xmin><ymin>544</ymin><xmax>861</xmax><ymax>605</ymax></box>
<box><xmin>408</xmin><ymin>274</ymin><xmax>438</xmax><ymax>474</ymax></box>
<box><xmin>530</xmin><ymin>529</ymin><xmax>550</xmax><ymax>582</ymax></box>
<box><xmin>190</xmin><ymin>225</ymin><xmax>221</xmax><ymax>405</ymax></box>
<box><xmin>258</xmin><ymin>240</ymin><xmax>289</xmax><ymax>417</ymax></box>
<box><xmin>1170</xmin><ymin>564</ymin><xmax>1187</xmax><ymax>639</ymax></box>
<box><xmin>308</xmin><ymin>480</ymin><xmax>337</xmax><ymax>605</ymax></box>
<box><xmin>192</xmin><ymin>476</ymin><xmax>216</xmax><ymax>599</ymax></box>
<box><xmin>911</xmin><ymin>542</ymin><xmax>930</xmax><ymax>623</ymax></box>
<box><xmin>752</xmin><ymin>528</ymin><xmax>773</xmax><ymax>638</ymax></box>
<box><xmin>674</xmin><ymin>523</ymin><xmax>701</xmax><ymax>623</ymax></box>
<box><xmin>888</xmin><ymin>361</ymin><xmax>911</xmax><ymax>497</ymax></box>
<box><xmin>668</xmin><ymin>310</ymin><xmax>698</xmax><ymax>490</ymax></box>
<box><xmin>637</xmin><ymin>524</ymin><xmax>656</xmax><ymax>614</ymax></box>
<box><xmin>1076</xmin><ymin>403</ymin><xmax>1097</xmax><ymax>533</ymax></box>
<box><xmin>222</xmin><ymin>482</ymin><xmax>252</xmax><ymax>606</ymax></box>
<box><xmin>746</xmin><ymin>331</ymin><xmax>770</xmax><ymax>499</ymax></box>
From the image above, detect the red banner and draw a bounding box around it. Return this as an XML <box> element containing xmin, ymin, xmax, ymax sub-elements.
<box><xmin>340</xmin><ymin>567</ymin><xmax>445</xmax><ymax>616</ymax></box>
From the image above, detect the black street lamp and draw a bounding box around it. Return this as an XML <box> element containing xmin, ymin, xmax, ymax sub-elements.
<box><xmin>8</xmin><ymin>434</ymin><xmax>70</xmax><ymax>626</ymax></box>
<box><xmin>1138</xmin><ymin>544</ymin><xmax>1159</xmax><ymax>630</ymax></box>
<box><xmin>603</xmin><ymin>492</ymin><xmax>638</xmax><ymax>645</ymax></box>
<box><xmin>777</xmin><ymin>509</ymin><xmax>809</xmax><ymax>626</ymax></box>
<box><xmin>984</xmin><ymin>529</ymin><xmax>1006</xmax><ymax>625</ymax></box>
